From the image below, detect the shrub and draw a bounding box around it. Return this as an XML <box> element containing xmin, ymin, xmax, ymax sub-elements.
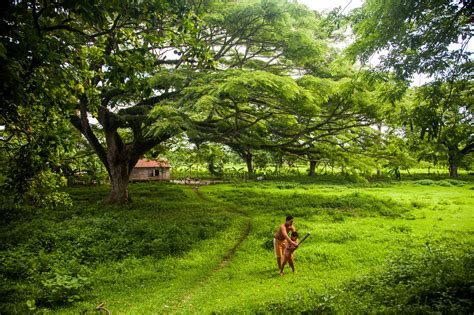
<box><xmin>442</xmin><ymin>179</ymin><xmax>466</xmax><ymax>186</ymax></box>
<box><xmin>0</xmin><ymin>249</ymin><xmax>91</xmax><ymax>313</ymax></box>
<box><xmin>414</xmin><ymin>179</ymin><xmax>437</xmax><ymax>186</ymax></box>
<box><xmin>438</xmin><ymin>180</ymin><xmax>454</xmax><ymax>186</ymax></box>
<box><xmin>338</xmin><ymin>246</ymin><xmax>474</xmax><ymax>313</ymax></box>
<box><xmin>37</xmin><ymin>270</ymin><xmax>91</xmax><ymax>305</ymax></box>
<box><xmin>414</xmin><ymin>179</ymin><xmax>466</xmax><ymax>187</ymax></box>
<box><xmin>344</xmin><ymin>173</ymin><xmax>369</xmax><ymax>184</ymax></box>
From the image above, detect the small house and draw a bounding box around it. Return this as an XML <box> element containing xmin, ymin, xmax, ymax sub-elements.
<box><xmin>129</xmin><ymin>158</ymin><xmax>171</xmax><ymax>181</ymax></box>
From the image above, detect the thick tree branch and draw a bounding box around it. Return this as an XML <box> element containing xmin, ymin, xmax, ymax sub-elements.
<box><xmin>70</xmin><ymin>111</ymin><xmax>109</xmax><ymax>173</ymax></box>
<box><xmin>460</xmin><ymin>141</ymin><xmax>474</xmax><ymax>155</ymax></box>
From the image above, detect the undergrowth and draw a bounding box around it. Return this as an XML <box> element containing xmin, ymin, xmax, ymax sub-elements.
<box><xmin>333</xmin><ymin>245</ymin><xmax>474</xmax><ymax>313</ymax></box>
<box><xmin>0</xmin><ymin>183</ymin><xmax>234</xmax><ymax>313</ymax></box>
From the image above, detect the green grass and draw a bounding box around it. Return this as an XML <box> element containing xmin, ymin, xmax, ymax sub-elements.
<box><xmin>187</xmin><ymin>180</ymin><xmax>473</xmax><ymax>313</ymax></box>
<box><xmin>1</xmin><ymin>177</ymin><xmax>473</xmax><ymax>314</ymax></box>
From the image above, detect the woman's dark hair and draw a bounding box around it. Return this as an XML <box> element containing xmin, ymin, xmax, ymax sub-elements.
<box><xmin>286</xmin><ymin>215</ymin><xmax>294</xmax><ymax>222</ymax></box>
<box><xmin>291</xmin><ymin>231</ymin><xmax>299</xmax><ymax>238</ymax></box>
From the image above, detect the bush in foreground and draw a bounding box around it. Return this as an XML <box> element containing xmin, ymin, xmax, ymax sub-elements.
<box><xmin>335</xmin><ymin>245</ymin><xmax>473</xmax><ymax>313</ymax></box>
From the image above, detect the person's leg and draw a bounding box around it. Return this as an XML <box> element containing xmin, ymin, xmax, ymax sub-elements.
<box><xmin>274</xmin><ymin>238</ymin><xmax>284</xmax><ymax>270</ymax></box>
<box><xmin>289</xmin><ymin>256</ymin><xmax>295</xmax><ymax>273</ymax></box>
<box><xmin>280</xmin><ymin>256</ymin><xmax>287</xmax><ymax>275</ymax></box>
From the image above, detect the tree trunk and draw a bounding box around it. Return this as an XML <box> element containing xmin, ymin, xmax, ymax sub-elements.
<box><xmin>106</xmin><ymin>163</ymin><xmax>130</xmax><ymax>204</ymax></box>
<box><xmin>245</xmin><ymin>154</ymin><xmax>253</xmax><ymax>174</ymax></box>
<box><xmin>103</xmin><ymin>122</ymin><xmax>132</xmax><ymax>204</ymax></box>
<box><xmin>309</xmin><ymin>160</ymin><xmax>317</xmax><ymax>176</ymax></box>
<box><xmin>447</xmin><ymin>146</ymin><xmax>459</xmax><ymax>177</ymax></box>
<box><xmin>449</xmin><ymin>164</ymin><xmax>458</xmax><ymax>177</ymax></box>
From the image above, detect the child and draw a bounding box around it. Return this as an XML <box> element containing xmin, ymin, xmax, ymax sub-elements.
<box><xmin>279</xmin><ymin>231</ymin><xmax>298</xmax><ymax>275</ymax></box>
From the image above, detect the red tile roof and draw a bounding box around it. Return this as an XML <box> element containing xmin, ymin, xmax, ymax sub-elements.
<box><xmin>134</xmin><ymin>159</ymin><xmax>171</xmax><ymax>168</ymax></box>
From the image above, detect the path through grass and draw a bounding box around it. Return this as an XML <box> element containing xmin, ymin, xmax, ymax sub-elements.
<box><xmin>171</xmin><ymin>188</ymin><xmax>252</xmax><ymax>313</ymax></box>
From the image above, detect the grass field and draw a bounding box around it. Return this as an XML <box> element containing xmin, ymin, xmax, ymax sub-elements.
<box><xmin>1</xmin><ymin>177</ymin><xmax>473</xmax><ymax>314</ymax></box>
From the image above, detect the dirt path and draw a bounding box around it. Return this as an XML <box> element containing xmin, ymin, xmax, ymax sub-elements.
<box><xmin>171</xmin><ymin>187</ymin><xmax>251</xmax><ymax>313</ymax></box>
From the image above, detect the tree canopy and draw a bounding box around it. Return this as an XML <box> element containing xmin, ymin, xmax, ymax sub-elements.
<box><xmin>1</xmin><ymin>0</ymin><xmax>472</xmax><ymax>205</ymax></box>
<box><xmin>348</xmin><ymin>0</ymin><xmax>473</xmax><ymax>176</ymax></box>
<box><xmin>348</xmin><ymin>0</ymin><xmax>473</xmax><ymax>80</ymax></box>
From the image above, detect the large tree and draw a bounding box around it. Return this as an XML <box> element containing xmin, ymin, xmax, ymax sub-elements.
<box><xmin>348</xmin><ymin>0</ymin><xmax>473</xmax><ymax>176</ymax></box>
<box><xmin>405</xmin><ymin>80</ymin><xmax>473</xmax><ymax>176</ymax></box>
<box><xmin>147</xmin><ymin>0</ymin><xmax>337</xmax><ymax>175</ymax></box>
<box><xmin>1</xmin><ymin>0</ymin><xmax>204</xmax><ymax>204</ymax></box>
<box><xmin>66</xmin><ymin>0</ymin><xmax>211</xmax><ymax>204</ymax></box>
<box><xmin>0</xmin><ymin>0</ymin><xmax>93</xmax><ymax>205</ymax></box>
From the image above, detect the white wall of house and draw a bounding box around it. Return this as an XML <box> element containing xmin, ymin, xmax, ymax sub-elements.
<box><xmin>129</xmin><ymin>167</ymin><xmax>170</xmax><ymax>181</ymax></box>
